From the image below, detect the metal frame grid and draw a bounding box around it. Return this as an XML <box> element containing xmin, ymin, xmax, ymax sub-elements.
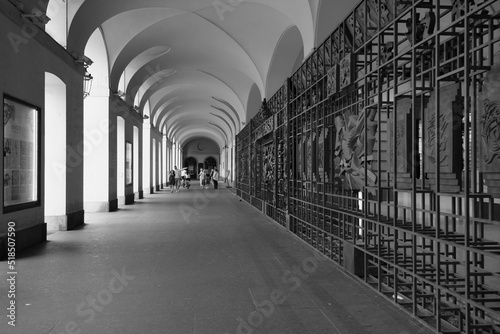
<box><xmin>236</xmin><ymin>0</ymin><xmax>500</xmax><ymax>332</ymax></box>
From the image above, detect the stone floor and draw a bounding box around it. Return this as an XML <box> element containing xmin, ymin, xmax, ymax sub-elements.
<box><xmin>1</xmin><ymin>185</ymin><xmax>433</xmax><ymax>334</ymax></box>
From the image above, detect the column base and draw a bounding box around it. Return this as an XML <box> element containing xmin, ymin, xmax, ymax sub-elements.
<box><xmin>67</xmin><ymin>210</ymin><xmax>85</xmax><ymax>230</ymax></box>
<box><xmin>45</xmin><ymin>215</ymin><xmax>68</xmax><ymax>231</ymax></box>
<box><xmin>84</xmin><ymin>201</ymin><xmax>110</xmax><ymax>213</ymax></box>
<box><xmin>125</xmin><ymin>193</ymin><xmax>135</xmax><ymax>205</ymax></box>
<box><xmin>45</xmin><ymin>210</ymin><xmax>84</xmax><ymax>231</ymax></box>
<box><xmin>109</xmin><ymin>199</ymin><xmax>118</xmax><ymax>212</ymax></box>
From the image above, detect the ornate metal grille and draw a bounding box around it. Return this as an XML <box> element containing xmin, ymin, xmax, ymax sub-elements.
<box><xmin>236</xmin><ymin>1</ymin><xmax>500</xmax><ymax>332</ymax></box>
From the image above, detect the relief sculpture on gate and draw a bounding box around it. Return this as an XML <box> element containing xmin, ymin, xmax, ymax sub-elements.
<box><xmin>263</xmin><ymin>142</ymin><xmax>275</xmax><ymax>190</ymax></box>
<box><xmin>306</xmin><ymin>132</ymin><xmax>316</xmax><ymax>182</ymax></box>
<box><xmin>424</xmin><ymin>83</ymin><xmax>463</xmax><ymax>193</ymax></box>
<box><xmin>255</xmin><ymin>141</ymin><xmax>262</xmax><ymax>198</ymax></box>
<box><xmin>479</xmin><ymin>63</ymin><xmax>500</xmax><ymax>197</ymax></box>
<box><xmin>388</xmin><ymin>99</ymin><xmax>412</xmax><ymax>175</ymax></box>
<box><xmin>333</xmin><ymin>107</ymin><xmax>378</xmax><ymax>193</ymax></box>
<box><xmin>318</xmin><ymin>128</ymin><xmax>327</xmax><ymax>183</ymax></box>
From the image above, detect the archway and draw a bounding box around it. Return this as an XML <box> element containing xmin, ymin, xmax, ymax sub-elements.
<box><xmin>143</xmin><ymin>100</ymin><xmax>152</xmax><ymax>194</ymax></box>
<box><xmin>133</xmin><ymin>126</ymin><xmax>140</xmax><ymax>195</ymax></box>
<box><xmin>204</xmin><ymin>156</ymin><xmax>217</xmax><ymax>174</ymax></box>
<box><xmin>184</xmin><ymin>157</ymin><xmax>198</xmax><ymax>180</ymax></box>
<box><xmin>117</xmin><ymin>116</ymin><xmax>125</xmax><ymax>204</ymax></box>
<box><xmin>83</xmin><ymin>28</ymin><xmax>111</xmax><ymax>212</ymax></box>
<box><xmin>44</xmin><ymin>72</ymin><xmax>67</xmax><ymax>231</ymax></box>
<box><xmin>152</xmin><ymin>138</ymin><xmax>157</xmax><ymax>192</ymax></box>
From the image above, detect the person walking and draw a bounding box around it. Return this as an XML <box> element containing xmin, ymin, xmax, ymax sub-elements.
<box><xmin>199</xmin><ymin>168</ymin><xmax>205</xmax><ymax>188</ymax></box>
<box><xmin>185</xmin><ymin>168</ymin><xmax>191</xmax><ymax>189</ymax></box>
<box><xmin>211</xmin><ymin>167</ymin><xmax>219</xmax><ymax>190</ymax></box>
<box><xmin>174</xmin><ymin>166</ymin><xmax>182</xmax><ymax>192</ymax></box>
<box><xmin>168</xmin><ymin>170</ymin><xmax>175</xmax><ymax>193</ymax></box>
<box><xmin>181</xmin><ymin>168</ymin><xmax>188</xmax><ymax>188</ymax></box>
<box><xmin>205</xmin><ymin>169</ymin><xmax>211</xmax><ymax>189</ymax></box>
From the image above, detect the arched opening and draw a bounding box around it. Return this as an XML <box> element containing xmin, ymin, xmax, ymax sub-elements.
<box><xmin>44</xmin><ymin>72</ymin><xmax>67</xmax><ymax>231</ymax></box>
<box><xmin>143</xmin><ymin>101</ymin><xmax>152</xmax><ymax>194</ymax></box>
<box><xmin>184</xmin><ymin>157</ymin><xmax>198</xmax><ymax>180</ymax></box>
<box><xmin>152</xmin><ymin>138</ymin><xmax>157</xmax><ymax>192</ymax></box>
<box><xmin>223</xmin><ymin>142</ymin><xmax>234</xmax><ymax>188</ymax></box>
<box><xmin>204</xmin><ymin>156</ymin><xmax>217</xmax><ymax>174</ymax></box>
<box><xmin>162</xmin><ymin>135</ymin><xmax>167</xmax><ymax>188</ymax></box>
<box><xmin>157</xmin><ymin>139</ymin><xmax>162</xmax><ymax>190</ymax></box>
<box><xmin>158</xmin><ymin>141</ymin><xmax>163</xmax><ymax>190</ymax></box>
<box><xmin>133</xmin><ymin>126</ymin><xmax>139</xmax><ymax>195</ymax></box>
<box><xmin>83</xmin><ymin>28</ymin><xmax>111</xmax><ymax>212</ymax></box>
<box><xmin>173</xmin><ymin>140</ymin><xmax>177</xmax><ymax>170</ymax></box>
<box><xmin>117</xmin><ymin>116</ymin><xmax>125</xmax><ymax>204</ymax></box>
<box><xmin>166</xmin><ymin>142</ymin><xmax>171</xmax><ymax>173</ymax></box>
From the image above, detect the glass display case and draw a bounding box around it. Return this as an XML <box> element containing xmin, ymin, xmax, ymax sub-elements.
<box><xmin>3</xmin><ymin>95</ymin><xmax>40</xmax><ymax>212</ymax></box>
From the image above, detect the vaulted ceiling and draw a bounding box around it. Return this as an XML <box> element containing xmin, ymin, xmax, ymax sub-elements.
<box><xmin>38</xmin><ymin>0</ymin><xmax>352</xmax><ymax>148</ymax></box>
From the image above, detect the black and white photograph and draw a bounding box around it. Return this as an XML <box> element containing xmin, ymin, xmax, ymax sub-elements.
<box><xmin>1</xmin><ymin>0</ymin><xmax>500</xmax><ymax>333</ymax></box>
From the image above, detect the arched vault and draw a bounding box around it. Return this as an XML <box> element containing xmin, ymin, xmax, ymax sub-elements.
<box><xmin>41</xmin><ymin>0</ymin><xmax>336</xmax><ymax>148</ymax></box>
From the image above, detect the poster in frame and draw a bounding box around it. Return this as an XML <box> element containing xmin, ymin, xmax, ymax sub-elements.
<box><xmin>3</xmin><ymin>95</ymin><xmax>41</xmax><ymax>212</ymax></box>
<box><xmin>125</xmin><ymin>141</ymin><xmax>133</xmax><ymax>186</ymax></box>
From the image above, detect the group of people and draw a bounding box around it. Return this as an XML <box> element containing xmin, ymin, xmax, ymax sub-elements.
<box><xmin>168</xmin><ymin>166</ymin><xmax>183</xmax><ymax>193</ymax></box>
<box><xmin>198</xmin><ymin>167</ymin><xmax>219</xmax><ymax>189</ymax></box>
<box><xmin>168</xmin><ymin>166</ymin><xmax>219</xmax><ymax>192</ymax></box>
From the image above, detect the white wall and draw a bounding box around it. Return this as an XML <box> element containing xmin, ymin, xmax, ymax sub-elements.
<box><xmin>44</xmin><ymin>73</ymin><xmax>67</xmax><ymax>229</ymax></box>
<box><xmin>152</xmin><ymin>138</ymin><xmax>157</xmax><ymax>190</ymax></box>
<box><xmin>134</xmin><ymin>126</ymin><xmax>139</xmax><ymax>193</ymax></box>
<box><xmin>143</xmin><ymin>124</ymin><xmax>151</xmax><ymax>193</ymax></box>
<box><xmin>83</xmin><ymin>28</ymin><xmax>111</xmax><ymax>212</ymax></box>
<box><xmin>117</xmin><ymin>116</ymin><xmax>125</xmax><ymax>202</ymax></box>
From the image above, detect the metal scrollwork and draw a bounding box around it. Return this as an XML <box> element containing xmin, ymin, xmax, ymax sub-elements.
<box><xmin>263</xmin><ymin>143</ymin><xmax>275</xmax><ymax>187</ymax></box>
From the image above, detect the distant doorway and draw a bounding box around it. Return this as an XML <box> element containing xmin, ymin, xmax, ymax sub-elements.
<box><xmin>184</xmin><ymin>157</ymin><xmax>197</xmax><ymax>179</ymax></box>
<box><xmin>204</xmin><ymin>156</ymin><xmax>217</xmax><ymax>174</ymax></box>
